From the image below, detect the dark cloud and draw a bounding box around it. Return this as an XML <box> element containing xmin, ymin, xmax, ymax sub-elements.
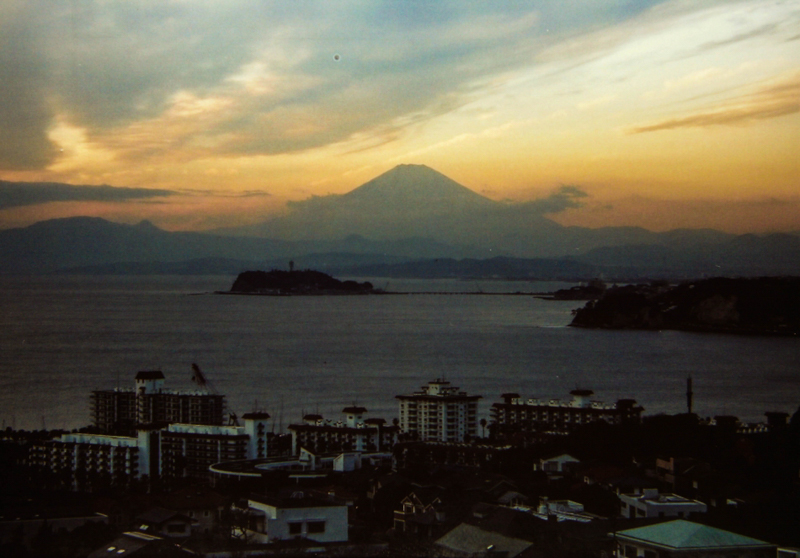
<box><xmin>513</xmin><ymin>184</ymin><xmax>589</xmax><ymax>214</ymax></box>
<box><xmin>176</xmin><ymin>188</ymin><xmax>272</xmax><ymax>199</ymax></box>
<box><xmin>0</xmin><ymin>180</ymin><xmax>175</xmax><ymax>209</ymax></box>
<box><xmin>0</xmin><ymin>7</ymin><xmax>57</xmax><ymax>169</ymax></box>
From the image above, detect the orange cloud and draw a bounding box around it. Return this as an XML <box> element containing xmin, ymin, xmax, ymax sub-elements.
<box><xmin>628</xmin><ymin>71</ymin><xmax>800</xmax><ymax>133</ymax></box>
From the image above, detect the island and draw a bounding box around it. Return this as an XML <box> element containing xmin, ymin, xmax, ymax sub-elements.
<box><xmin>223</xmin><ymin>269</ymin><xmax>375</xmax><ymax>295</ymax></box>
<box><xmin>569</xmin><ymin>276</ymin><xmax>800</xmax><ymax>336</ymax></box>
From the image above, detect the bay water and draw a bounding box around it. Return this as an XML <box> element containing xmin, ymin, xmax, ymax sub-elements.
<box><xmin>0</xmin><ymin>275</ymin><xmax>797</xmax><ymax>431</ymax></box>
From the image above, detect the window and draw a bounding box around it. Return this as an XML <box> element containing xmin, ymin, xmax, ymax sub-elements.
<box><xmin>644</xmin><ymin>551</ymin><xmax>658</xmax><ymax>558</ymax></box>
<box><xmin>624</xmin><ymin>545</ymin><xmax>638</xmax><ymax>558</ymax></box>
<box><xmin>288</xmin><ymin>522</ymin><xmax>302</xmax><ymax>535</ymax></box>
<box><xmin>307</xmin><ymin>521</ymin><xmax>325</xmax><ymax>534</ymax></box>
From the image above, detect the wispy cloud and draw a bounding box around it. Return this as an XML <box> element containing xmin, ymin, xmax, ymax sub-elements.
<box><xmin>628</xmin><ymin>71</ymin><xmax>800</xmax><ymax>133</ymax></box>
<box><xmin>0</xmin><ymin>1</ymin><xmax>679</xmax><ymax>172</ymax></box>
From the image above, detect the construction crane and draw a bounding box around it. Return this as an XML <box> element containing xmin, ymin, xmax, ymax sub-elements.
<box><xmin>191</xmin><ymin>363</ymin><xmax>239</xmax><ymax>426</ymax></box>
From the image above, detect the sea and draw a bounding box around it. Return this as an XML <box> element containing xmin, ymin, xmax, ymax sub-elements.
<box><xmin>0</xmin><ymin>275</ymin><xmax>798</xmax><ymax>432</ymax></box>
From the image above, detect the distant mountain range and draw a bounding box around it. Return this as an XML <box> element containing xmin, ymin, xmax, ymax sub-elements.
<box><xmin>1</xmin><ymin>164</ymin><xmax>799</xmax><ymax>279</ymax></box>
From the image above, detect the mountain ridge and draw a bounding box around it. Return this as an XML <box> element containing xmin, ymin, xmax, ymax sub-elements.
<box><xmin>1</xmin><ymin>165</ymin><xmax>798</xmax><ymax>277</ymax></box>
<box><xmin>1</xmin><ymin>214</ymin><xmax>799</xmax><ymax>278</ymax></box>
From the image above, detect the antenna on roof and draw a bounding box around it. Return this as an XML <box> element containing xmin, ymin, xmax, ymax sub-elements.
<box><xmin>278</xmin><ymin>396</ymin><xmax>284</xmax><ymax>433</ymax></box>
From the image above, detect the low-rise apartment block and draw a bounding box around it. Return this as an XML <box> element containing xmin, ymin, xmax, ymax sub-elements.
<box><xmin>619</xmin><ymin>488</ymin><xmax>707</xmax><ymax>519</ymax></box>
<box><xmin>245</xmin><ymin>492</ymin><xmax>348</xmax><ymax>543</ymax></box>
<box><xmin>491</xmin><ymin>389</ymin><xmax>643</xmax><ymax>435</ymax></box>
<box><xmin>288</xmin><ymin>406</ymin><xmax>398</xmax><ymax>455</ymax></box>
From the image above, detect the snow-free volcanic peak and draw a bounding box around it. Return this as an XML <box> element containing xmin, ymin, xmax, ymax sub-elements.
<box><xmin>340</xmin><ymin>164</ymin><xmax>494</xmax><ymax>210</ymax></box>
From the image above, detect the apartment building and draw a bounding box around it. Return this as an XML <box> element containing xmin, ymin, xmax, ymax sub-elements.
<box><xmin>29</xmin><ymin>414</ymin><xmax>270</xmax><ymax>485</ymax></box>
<box><xmin>396</xmin><ymin>379</ymin><xmax>481</xmax><ymax>442</ymax></box>
<box><xmin>288</xmin><ymin>406</ymin><xmax>398</xmax><ymax>455</ymax></box>
<box><xmin>491</xmin><ymin>389</ymin><xmax>643</xmax><ymax>435</ymax></box>
<box><xmin>91</xmin><ymin>371</ymin><xmax>225</xmax><ymax>435</ymax></box>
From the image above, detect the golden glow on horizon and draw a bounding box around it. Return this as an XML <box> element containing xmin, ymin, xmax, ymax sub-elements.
<box><xmin>0</xmin><ymin>0</ymin><xmax>798</xmax><ymax>233</ymax></box>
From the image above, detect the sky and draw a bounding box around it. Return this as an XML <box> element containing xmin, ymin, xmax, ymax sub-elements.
<box><xmin>0</xmin><ymin>0</ymin><xmax>798</xmax><ymax>234</ymax></box>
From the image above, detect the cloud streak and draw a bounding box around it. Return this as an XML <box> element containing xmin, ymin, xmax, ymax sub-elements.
<box><xmin>628</xmin><ymin>72</ymin><xmax>800</xmax><ymax>133</ymax></box>
<box><xmin>0</xmin><ymin>180</ymin><xmax>175</xmax><ymax>209</ymax></box>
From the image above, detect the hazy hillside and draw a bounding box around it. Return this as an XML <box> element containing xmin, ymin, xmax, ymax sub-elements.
<box><xmin>0</xmin><ymin>217</ymin><xmax>451</xmax><ymax>273</ymax></box>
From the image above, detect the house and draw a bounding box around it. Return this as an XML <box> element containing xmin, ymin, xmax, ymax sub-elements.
<box><xmin>535</xmin><ymin>453</ymin><xmax>581</xmax><ymax>474</ymax></box>
<box><xmin>619</xmin><ymin>488</ymin><xmax>707</xmax><ymax>520</ymax></box>
<box><xmin>157</xmin><ymin>487</ymin><xmax>229</xmax><ymax>536</ymax></box>
<box><xmin>245</xmin><ymin>492</ymin><xmax>348</xmax><ymax>544</ymax></box>
<box><xmin>613</xmin><ymin>519</ymin><xmax>776</xmax><ymax>558</ymax></box>
<box><xmin>393</xmin><ymin>488</ymin><xmax>447</xmax><ymax>536</ymax></box>
<box><xmin>524</xmin><ymin>497</ymin><xmax>603</xmax><ymax>523</ymax></box>
<box><xmin>655</xmin><ymin>457</ymin><xmax>711</xmax><ymax>494</ymax></box>
<box><xmin>135</xmin><ymin>507</ymin><xmax>195</xmax><ymax>538</ymax></box>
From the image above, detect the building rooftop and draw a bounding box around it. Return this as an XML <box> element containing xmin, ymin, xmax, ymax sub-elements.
<box><xmin>625</xmin><ymin>492</ymin><xmax>702</xmax><ymax>505</ymax></box>
<box><xmin>87</xmin><ymin>531</ymin><xmax>165</xmax><ymax>558</ymax></box>
<box><xmin>249</xmin><ymin>492</ymin><xmax>344</xmax><ymax>509</ymax></box>
<box><xmin>436</xmin><ymin>523</ymin><xmax>533</xmax><ymax>558</ymax></box>
<box><xmin>135</xmin><ymin>371</ymin><xmax>165</xmax><ymax>380</ymax></box>
<box><xmin>615</xmin><ymin>520</ymin><xmax>773</xmax><ymax>550</ymax></box>
<box><xmin>342</xmin><ymin>406</ymin><xmax>367</xmax><ymax>414</ymax></box>
<box><xmin>241</xmin><ymin>412</ymin><xmax>271</xmax><ymax>420</ymax></box>
<box><xmin>136</xmin><ymin>506</ymin><xmax>195</xmax><ymax>527</ymax></box>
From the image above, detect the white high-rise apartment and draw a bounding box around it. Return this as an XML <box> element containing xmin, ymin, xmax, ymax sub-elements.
<box><xmin>396</xmin><ymin>379</ymin><xmax>481</xmax><ymax>442</ymax></box>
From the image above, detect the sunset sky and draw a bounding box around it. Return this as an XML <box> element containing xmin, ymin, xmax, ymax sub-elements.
<box><xmin>1</xmin><ymin>0</ymin><xmax>798</xmax><ymax>233</ymax></box>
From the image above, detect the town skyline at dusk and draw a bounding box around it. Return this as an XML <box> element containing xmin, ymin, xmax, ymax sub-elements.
<box><xmin>1</xmin><ymin>0</ymin><xmax>798</xmax><ymax>234</ymax></box>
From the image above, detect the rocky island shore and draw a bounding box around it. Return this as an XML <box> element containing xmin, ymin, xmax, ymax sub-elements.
<box><xmin>570</xmin><ymin>276</ymin><xmax>800</xmax><ymax>336</ymax></box>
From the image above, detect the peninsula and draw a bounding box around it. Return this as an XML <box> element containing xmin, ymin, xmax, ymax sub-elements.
<box><xmin>569</xmin><ymin>276</ymin><xmax>800</xmax><ymax>336</ymax></box>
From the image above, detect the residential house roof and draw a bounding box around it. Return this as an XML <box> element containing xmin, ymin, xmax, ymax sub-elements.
<box><xmin>615</xmin><ymin>520</ymin><xmax>774</xmax><ymax>551</ymax></box>
<box><xmin>436</xmin><ymin>523</ymin><xmax>533</xmax><ymax>558</ymax></box>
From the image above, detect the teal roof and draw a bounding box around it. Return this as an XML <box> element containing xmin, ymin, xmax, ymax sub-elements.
<box><xmin>615</xmin><ymin>520</ymin><xmax>772</xmax><ymax>550</ymax></box>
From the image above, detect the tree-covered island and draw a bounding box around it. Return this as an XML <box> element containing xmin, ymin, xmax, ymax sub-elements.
<box><xmin>226</xmin><ymin>269</ymin><xmax>375</xmax><ymax>295</ymax></box>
